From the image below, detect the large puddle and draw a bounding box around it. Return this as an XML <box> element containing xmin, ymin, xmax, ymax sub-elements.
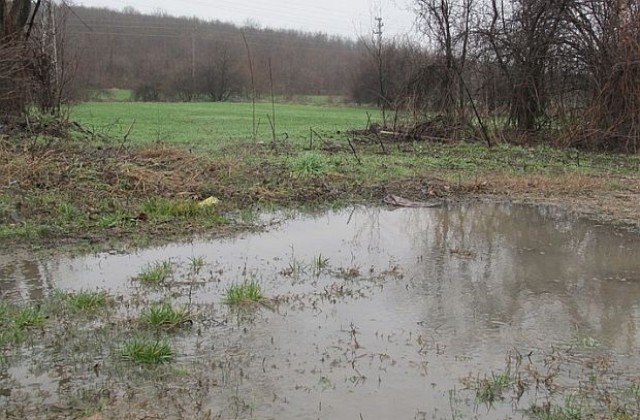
<box><xmin>2</xmin><ymin>202</ymin><xmax>640</xmax><ymax>419</ymax></box>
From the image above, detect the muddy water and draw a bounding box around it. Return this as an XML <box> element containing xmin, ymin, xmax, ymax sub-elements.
<box><xmin>2</xmin><ymin>202</ymin><xmax>640</xmax><ymax>419</ymax></box>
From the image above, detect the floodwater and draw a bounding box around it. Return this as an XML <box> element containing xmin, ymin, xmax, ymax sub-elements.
<box><xmin>2</xmin><ymin>201</ymin><xmax>640</xmax><ymax>419</ymax></box>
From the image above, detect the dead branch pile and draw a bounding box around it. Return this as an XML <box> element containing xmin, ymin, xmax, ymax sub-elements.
<box><xmin>351</xmin><ymin>116</ymin><xmax>478</xmax><ymax>144</ymax></box>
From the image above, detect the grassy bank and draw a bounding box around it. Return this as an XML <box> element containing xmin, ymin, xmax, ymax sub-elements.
<box><xmin>0</xmin><ymin>100</ymin><xmax>639</xmax><ymax>248</ymax></box>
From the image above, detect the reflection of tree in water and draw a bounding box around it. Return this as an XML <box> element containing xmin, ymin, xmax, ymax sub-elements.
<box><xmin>382</xmin><ymin>202</ymin><xmax>640</xmax><ymax>353</ymax></box>
<box><xmin>0</xmin><ymin>257</ymin><xmax>55</xmax><ymax>302</ymax></box>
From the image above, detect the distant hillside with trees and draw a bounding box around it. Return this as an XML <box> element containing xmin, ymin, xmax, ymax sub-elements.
<box><xmin>65</xmin><ymin>6</ymin><xmax>363</xmax><ymax>101</ymax></box>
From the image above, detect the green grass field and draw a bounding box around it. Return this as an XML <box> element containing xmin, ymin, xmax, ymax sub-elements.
<box><xmin>72</xmin><ymin>101</ymin><xmax>379</xmax><ymax>149</ymax></box>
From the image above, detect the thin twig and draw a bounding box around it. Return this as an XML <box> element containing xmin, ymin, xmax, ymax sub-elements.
<box><xmin>118</xmin><ymin>119</ymin><xmax>135</xmax><ymax>153</ymax></box>
<box><xmin>347</xmin><ymin>133</ymin><xmax>361</xmax><ymax>165</ymax></box>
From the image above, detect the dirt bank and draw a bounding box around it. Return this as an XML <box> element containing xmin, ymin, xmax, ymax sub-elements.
<box><xmin>1</xmin><ymin>139</ymin><xmax>639</xmax><ymax>250</ymax></box>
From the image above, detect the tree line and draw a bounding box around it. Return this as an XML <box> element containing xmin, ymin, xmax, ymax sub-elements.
<box><xmin>65</xmin><ymin>6</ymin><xmax>359</xmax><ymax>102</ymax></box>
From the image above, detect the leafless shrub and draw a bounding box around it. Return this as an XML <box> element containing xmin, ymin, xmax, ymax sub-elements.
<box><xmin>0</xmin><ymin>40</ymin><xmax>29</xmax><ymax>118</ymax></box>
<box><xmin>565</xmin><ymin>0</ymin><xmax>640</xmax><ymax>151</ymax></box>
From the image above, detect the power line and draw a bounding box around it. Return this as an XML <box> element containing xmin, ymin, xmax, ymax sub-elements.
<box><xmin>64</xmin><ymin>29</ymin><xmax>361</xmax><ymax>55</ymax></box>
<box><xmin>73</xmin><ymin>1</ymin><xmax>364</xmax><ymax>34</ymax></box>
<box><xmin>72</xmin><ymin>0</ymin><xmax>416</xmax><ymax>38</ymax></box>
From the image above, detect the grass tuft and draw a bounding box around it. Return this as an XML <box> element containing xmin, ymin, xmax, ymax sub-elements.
<box><xmin>57</xmin><ymin>201</ymin><xmax>81</xmax><ymax>223</ymax></box>
<box><xmin>66</xmin><ymin>290</ymin><xmax>110</xmax><ymax>313</ymax></box>
<box><xmin>0</xmin><ymin>302</ymin><xmax>8</xmax><ymax>322</ymax></box>
<box><xmin>142</xmin><ymin>197</ymin><xmax>220</xmax><ymax>220</ymax></box>
<box><xmin>528</xmin><ymin>394</ymin><xmax>584</xmax><ymax>420</ymax></box>
<box><xmin>313</xmin><ymin>254</ymin><xmax>330</xmax><ymax>276</ymax></box>
<box><xmin>135</xmin><ymin>260</ymin><xmax>173</xmax><ymax>286</ymax></box>
<box><xmin>476</xmin><ymin>370</ymin><xmax>511</xmax><ymax>405</ymax></box>
<box><xmin>0</xmin><ymin>304</ymin><xmax>34</xmax><ymax>347</ymax></box>
<box><xmin>139</xmin><ymin>303</ymin><xmax>190</xmax><ymax>329</ymax></box>
<box><xmin>14</xmin><ymin>306</ymin><xmax>47</xmax><ymax>329</ymax></box>
<box><xmin>290</xmin><ymin>152</ymin><xmax>331</xmax><ymax>178</ymax></box>
<box><xmin>225</xmin><ymin>279</ymin><xmax>264</xmax><ymax>305</ymax></box>
<box><xmin>0</xmin><ymin>327</ymin><xmax>27</xmax><ymax>348</ymax></box>
<box><xmin>120</xmin><ymin>338</ymin><xmax>174</xmax><ymax>365</ymax></box>
<box><xmin>188</xmin><ymin>256</ymin><xmax>206</xmax><ymax>275</ymax></box>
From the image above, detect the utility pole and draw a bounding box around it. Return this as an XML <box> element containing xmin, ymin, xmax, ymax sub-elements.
<box><xmin>49</xmin><ymin>2</ymin><xmax>59</xmax><ymax>90</ymax></box>
<box><xmin>191</xmin><ymin>26</ymin><xmax>196</xmax><ymax>100</ymax></box>
<box><xmin>374</xmin><ymin>16</ymin><xmax>386</xmax><ymax>125</ymax></box>
<box><xmin>43</xmin><ymin>0</ymin><xmax>60</xmax><ymax>111</ymax></box>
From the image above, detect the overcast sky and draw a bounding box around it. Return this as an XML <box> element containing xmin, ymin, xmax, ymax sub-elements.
<box><xmin>71</xmin><ymin>0</ymin><xmax>418</xmax><ymax>39</ymax></box>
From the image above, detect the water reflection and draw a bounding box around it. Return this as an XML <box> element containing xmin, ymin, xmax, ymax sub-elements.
<box><xmin>2</xmin><ymin>202</ymin><xmax>640</xmax><ymax>417</ymax></box>
<box><xmin>2</xmin><ymin>202</ymin><xmax>640</xmax><ymax>353</ymax></box>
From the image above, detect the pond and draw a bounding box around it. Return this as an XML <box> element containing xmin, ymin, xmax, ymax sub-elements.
<box><xmin>2</xmin><ymin>201</ymin><xmax>640</xmax><ymax>419</ymax></box>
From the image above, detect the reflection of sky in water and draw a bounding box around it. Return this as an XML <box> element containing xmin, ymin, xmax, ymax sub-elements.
<box><xmin>2</xmin><ymin>202</ymin><xmax>640</xmax><ymax>418</ymax></box>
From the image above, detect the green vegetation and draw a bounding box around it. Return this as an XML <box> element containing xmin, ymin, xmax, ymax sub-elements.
<box><xmin>57</xmin><ymin>202</ymin><xmax>81</xmax><ymax>223</ymax></box>
<box><xmin>142</xmin><ymin>197</ymin><xmax>223</xmax><ymax>221</ymax></box>
<box><xmin>225</xmin><ymin>279</ymin><xmax>264</xmax><ymax>305</ymax></box>
<box><xmin>72</xmin><ymin>101</ymin><xmax>376</xmax><ymax>148</ymax></box>
<box><xmin>120</xmin><ymin>338</ymin><xmax>174</xmax><ymax>365</ymax></box>
<box><xmin>313</xmin><ymin>254</ymin><xmax>330</xmax><ymax>276</ymax></box>
<box><xmin>135</xmin><ymin>260</ymin><xmax>173</xmax><ymax>286</ymax></box>
<box><xmin>0</xmin><ymin>304</ymin><xmax>45</xmax><ymax>348</ymax></box>
<box><xmin>528</xmin><ymin>395</ymin><xmax>584</xmax><ymax>420</ymax></box>
<box><xmin>290</xmin><ymin>152</ymin><xmax>331</xmax><ymax>178</ymax></box>
<box><xmin>337</xmin><ymin>266</ymin><xmax>361</xmax><ymax>280</ymax></box>
<box><xmin>461</xmin><ymin>348</ymin><xmax>640</xmax><ymax>419</ymax></box>
<box><xmin>0</xmin><ymin>327</ymin><xmax>27</xmax><ymax>348</ymax></box>
<box><xmin>139</xmin><ymin>303</ymin><xmax>190</xmax><ymax>329</ymax></box>
<box><xmin>0</xmin><ymin>304</ymin><xmax>27</xmax><ymax>347</ymax></box>
<box><xmin>475</xmin><ymin>370</ymin><xmax>511</xmax><ymax>405</ymax></box>
<box><xmin>89</xmin><ymin>88</ymin><xmax>133</xmax><ymax>102</ymax></box>
<box><xmin>64</xmin><ymin>290</ymin><xmax>110</xmax><ymax>313</ymax></box>
<box><xmin>188</xmin><ymin>256</ymin><xmax>206</xmax><ymax>274</ymax></box>
<box><xmin>14</xmin><ymin>305</ymin><xmax>47</xmax><ymax>329</ymax></box>
<box><xmin>281</xmin><ymin>258</ymin><xmax>307</xmax><ymax>279</ymax></box>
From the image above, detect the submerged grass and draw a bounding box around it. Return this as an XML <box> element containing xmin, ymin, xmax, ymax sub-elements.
<box><xmin>120</xmin><ymin>338</ymin><xmax>174</xmax><ymax>365</ymax></box>
<box><xmin>475</xmin><ymin>370</ymin><xmax>511</xmax><ymax>405</ymax></box>
<box><xmin>225</xmin><ymin>280</ymin><xmax>264</xmax><ymax>305</ymax></box>
<box><xmin>14</xmin><ymin>305</ymin><xmax>47</xmax><ymax>329</ymax></box>
<box><xmin>63</xmin><ymin>290</ymin><xmax>110</xmax><ymax>313</ymax></box>
<box><xmin>0</xmin><ymin>304</ymin><xmax>28</xmax><ymax>347</ymax></box>
<box><xmin>0</xmin><ymin>304</ymin><xmax>45</xmax><ymax>348</ymax></box>
<box><xmin>0</xmin><ymin>327</ymin><xmax>27</xmax><ymax>348</ymax></box>
<box><xmin>135</xmin><ymin>260</ymin><xmax>173</xmax><ymax>286</ymax></box>
<box><xmin>139</xmin><ymin>303</ymin><xmax>190</xmax><ymax>329</ymax></box>
<box><xmin>528</xmin><ymin>394</ymin><xmax>585</xmax><ymax>420</ymax></box>
<box><xmin>188</xmin><ymin>256</ymin><xmax>206</xmax><ymax>274</ymax></box>
<box><xmin>462</xmin><ymin>347</ymin><xmax>640</xmax><ymax>419</ymax></box>
<box><xmin>313</xmin><ymin>254</ymin><xmax>330</xmax><ymax>276</ymax></box>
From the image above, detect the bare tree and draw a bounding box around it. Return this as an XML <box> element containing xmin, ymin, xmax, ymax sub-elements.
<box><xmin>199</xmin><ymin>41</ymin><xmax>241</xmax><ymax>101</ymax></box>
<box><xmin>416</xmin><ymin>0</ymin><xmax>475</xmax><ymax>120</ymax></box>
<box><xmin>481</xmin><ymin>0</ymin><xmax>571</xmax><ymax>131</ymax></box>
<box><xmin>565</xmin><ymin>0</ymin><xmax>640</xmax><ymax>150</ymax></box>
<box><xmin>0</xmin><ymin>0</ymin><xmax>33</xmax><ymax>116</ymax></box>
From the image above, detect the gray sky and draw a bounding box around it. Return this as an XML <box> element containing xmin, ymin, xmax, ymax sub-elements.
<box><xmin>71</xmin><ymin>0</ymin><xmax>418</xmax><ymax>39</ymax></box>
